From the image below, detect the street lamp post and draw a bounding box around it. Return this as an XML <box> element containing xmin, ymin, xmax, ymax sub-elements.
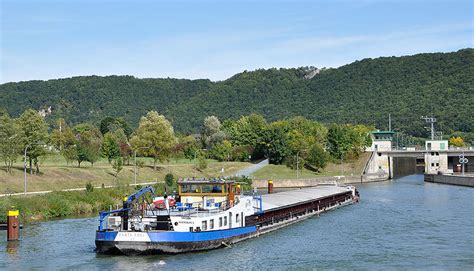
<box><xmin>23</xmin><ymin>145</ymin><xmax>29</xmax><ymax>195</ymax></box>
<box><xmin>296</xmin><ymin>151</ymin><xmax>300</xmax><ymax>179</ymax></box>
<box><xmin>341</xmin><ymin>153</ymin><xmax>344</xmax><ymax>177</ymax></box>
<box><xmin>134</xmin><ymin>146</ymin><xmax>151</xmax><ymax>185</ymax></box>
<box><xmin>338</xmin><ymin>146</ymin><xmax>345</xmax><ymax>179</ymax></box>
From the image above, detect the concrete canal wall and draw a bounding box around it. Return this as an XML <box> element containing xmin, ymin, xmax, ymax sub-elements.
<box><xmin>424</xmin><ymin>174</ymin><xmax>474</xmax><ymax>187</ymax></box>
<box><xmin>252</xmin><ymin>175</ymin><xmax>383</xmax><ymax>188</ymax></box>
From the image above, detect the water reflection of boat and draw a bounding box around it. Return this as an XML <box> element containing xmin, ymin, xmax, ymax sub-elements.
<box><xmin>95</xmin><ymin>178</ymin><xmax>358</xmax><ymax>255</ymax></box>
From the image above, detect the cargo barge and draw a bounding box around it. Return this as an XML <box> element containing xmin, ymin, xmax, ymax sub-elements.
<box><xmin>95</xmin><ymin>178</ymin><xmax>359</xmax><ymax>255</ymax></box>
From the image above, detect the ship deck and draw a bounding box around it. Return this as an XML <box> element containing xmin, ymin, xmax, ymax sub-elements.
<box><xmin>261</xmin><ymin>185</ymin><xmax>351</xmax><ymax>212</ymax></box>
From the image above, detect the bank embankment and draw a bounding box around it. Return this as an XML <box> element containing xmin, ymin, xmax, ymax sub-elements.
<box><xmin>251</xmin><ymin>175</ymin><xmax>385</xmax><ymax>188</ymax></box>
<box><xmin>0</xmin><ymin>185</ymin><xmax>142</xmax><ymax>224</ymax></box>
<box><xmin>424</xmin><ymin>174</ymin><xmax>474</xmax><ymax>187</ymax></box>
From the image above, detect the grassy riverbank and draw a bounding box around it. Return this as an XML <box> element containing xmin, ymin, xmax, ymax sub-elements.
<box><xmin>0</xmin><ymin>154</ymin><xmax>251</xmax><ymax>194</ymax></box>
<box><xmin>0</xmin><ymin>184</ymin><xmax>154</xmax><ymax>223</ymax></box>
<box><xmin>251</xmin><ymin>152</ymin><xmax>370</xmax><ymax>180</ymax></box>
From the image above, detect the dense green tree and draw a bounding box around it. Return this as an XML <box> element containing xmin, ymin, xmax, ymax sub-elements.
<box><xmin>179</xmin><ymin>135</ymin><xmax>199</xmax><ymax>161</ymax></box>
<box><xmin>18</xmin><ymin>109</ymin><xmax>49</xmax><ymax>173</ymax></box>
<box><xmin>327</xmin><ymin>124</ymin><xmax>372</xmax><ymax>160</ymax></box>
<box><xmin>201</xmin><ymin>116</ymin><xmax>226</xmax><ymax>149</ymax></box>
<box><xmin>211</xmin><ymin>140</ymin><xmax>233</xmax><ymax>161</ymax></box>
<box><xmin>62</xmin><ymin>141</ymin><xmax>78</xmax><ymax>165</ymax></box>
<box><xmin>164</xmin><ymin>173</ymin><xmax>174</xmax><ymax>187</ymax></box>
<box><xmin>0</xmin><ymin>113</ymin><xmax>21</xmax><ymax>173</ymax></box>
<box><xmin>130</xmin><ymin>111</ymin><xmax>177</xmax><ymax>170</ymax></box>
<box><xmin>261</xmin><ymin>124</ymin><xmax>290</xmax><ymax>164</ymax></box>
<box><xmin>50</xmin><ymin>119</ymin><xmax>77</xmax><ymax>165</ymax></box>
<box><xmin>305</xmin><ymin>143</ymin><xmax>330</xmax><ymax>172</ymax></box>
<box><xmin>224</xmin><ymin>114</ymin><xmax>267</xmax><ymax>146</ymax></box>
<box><xmin>101</xmin><ymin>132</ymin><xmax>121</xmax><ymax>163</ymax></box>
<box><xmin>100</xmin><ymin>116</ymin><xmax>133</xmax><ymax>138</ymax></box>
<box><xmin>197</xmin><ymin>151</ymin><xmax>208</xmax><ymax>170</ymax></box>
<box><xmin>75</xmin><ymin>126</ymin><xmax>102</xmax><ymax>167</ymax></box>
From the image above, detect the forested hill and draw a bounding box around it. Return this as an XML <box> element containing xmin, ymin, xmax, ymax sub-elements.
<box><xmin>1</xmin><ymin>48</ymin><xmax>472</xmax><ymax>136</ymax></box>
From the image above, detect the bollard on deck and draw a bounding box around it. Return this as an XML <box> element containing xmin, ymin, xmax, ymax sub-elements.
<box><xmin>7</xmin><ymin>207</ymin><xmax>20</xmax><ymax>241</ymax></box>
<box><xmin>267</xmin><ymin>180</ymin><xmax>274</xmax><ymax>194</ymax></box>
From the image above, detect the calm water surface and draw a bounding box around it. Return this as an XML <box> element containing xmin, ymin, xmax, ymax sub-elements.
<box><xmin>1</xmin><ymin>175</ymin><xmax>473</xmax><ymax>270</ymax></box>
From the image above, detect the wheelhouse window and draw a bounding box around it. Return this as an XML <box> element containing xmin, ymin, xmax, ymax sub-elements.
<box><xmin>236</xmin><ymin>214</ymin><xmax>239</xmax><ymax>223</ymax></box>
<box><xmin>201</xmin><ymin>184</ymin><xmax>223</xmax><ymax>193</ymax></box>
<box><xmin>210</xmin><ymin>219</ymin><xmax>214</xmax><ymax>229</ymax></box>
<box><xmin>181</xmin><ymin>184</ymin><xmax>201</xmax><ymax>193</ymax></box>
<box><xmin>219</xmin><ymin>217</ymin><xmax>223</xmax><ymax>227</ymax></box>
<box><xmin>224</xmin><ymin>216</ymin><xmax>227</xmax><ymax>226</ymax></box>
<box><xmin>202</xmin><ymin>185</ymin><xmax>212</xmax><ymax>193</ymax></box>
<box><xmin>202</xmin><ymin>220</ymin><xmax>207</xmax><ymax>231</ymax></box>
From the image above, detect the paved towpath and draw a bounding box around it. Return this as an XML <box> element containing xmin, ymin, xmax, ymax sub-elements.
<box><xmin>0</xmin><ymin>181</ymin><xmax>163</xmax><ymax>197</ymax></box>
<box><xmin>229</xmin><ymin>159</ymin><xmax>269</xmax><ymax>178</ymax></box>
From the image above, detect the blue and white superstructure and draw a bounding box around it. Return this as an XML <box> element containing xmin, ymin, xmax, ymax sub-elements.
<box><xmin>95</xmin><ymin>179</ymin><xmax>358</xmax><ymax>255</ymax></box>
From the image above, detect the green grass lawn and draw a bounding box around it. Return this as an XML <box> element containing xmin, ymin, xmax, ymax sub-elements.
<box><xmin>251</xmin><ymin>152</ymin><xmax>370</xmax><ymax>180</ymax></box>
<box><xmin>0</xmin><ymin>153</ymin><xmax>252</xmax><ymax>193</ymax></box>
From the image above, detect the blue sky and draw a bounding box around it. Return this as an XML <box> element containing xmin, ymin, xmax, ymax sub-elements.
<box><xmin>1</xmin><ymin>0</ymin><xmax>472</xmax><ymax>83</ymax></box>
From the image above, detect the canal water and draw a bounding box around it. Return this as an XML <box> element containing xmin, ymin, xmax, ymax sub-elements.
<box><xmin>1</xmin><ymin>175</ymin><xmax>473</xmax><ymax>270</ymax></box>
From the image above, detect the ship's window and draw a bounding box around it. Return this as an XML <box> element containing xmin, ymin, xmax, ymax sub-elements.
<box><xmin>199</xmin><ymin>185</ymin><xmax>223</xmax><ymax>193</ymax></box>
<box><xmin>219</xmin><ymin>217</ymin><xmax>223</xmax><ymax>227</ymax></box>
<box><xmin>224</xmin><ymin>216</ymin><xmax>227</xmax><ymax>226</ymax></box>
<box><xmin>431</xmin><ymin>152</ymin><xmax>435</xmax><ymax>156</ymax></box>
<box><xmin>202</xmin><ymin>185</ymin><xmax>213</xmax><ymax>193</ymax></box>
<box><xmin>436</xmin><ymin>163</ymin><xmax>439</xmax><ymax>167</ymax></box>
<box><xmin>431</xmin><ymin>163</ymin><xmax>435</xmax><ymax>167</ymax></box>
<box><xmin>436</xmin><ymin>152</ymin><xmax>439</xmax><ymax>156</ymax></box>
<box><xmin>236</xmin><ymin>213</ymin><xmax>239</xmax><ymax>223</ymax></box>
<box><xmin>181</xmin><ymin>184</ymin><xmax>201</xmax><ymax>193</ymax></box>
<box><xmin>378</xmin><ymin>153</ymin><xmax>381</xmax><ymax>157</ymax></box>
<box><xmin>212</xmin><ymin>185</ymin><xmax>222</xmax><ymax>193</ymax></box>
<box><xmin>202</xmin><ymin>220</ymin><xmax>207</xmax><ymax>231</ymax></box>
<box><xmin>210</xmin><ymin>219</ymin><xmax>214</xmax><ymax>229</ymax></box>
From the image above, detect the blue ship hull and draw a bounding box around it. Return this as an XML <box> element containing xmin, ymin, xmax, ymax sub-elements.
<box><xmin>95</xmin><ymin>226</ymin><xmax>258</xmax><ymax>255</ymax></box>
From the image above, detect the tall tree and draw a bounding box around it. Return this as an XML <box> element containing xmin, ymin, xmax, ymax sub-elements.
<box><xmin>100</xmin><ymin>116</ymin><xmax>133</xmax><ymax>138</ymax></box>
<box><xmin>130</xmin><ymin>111</ymin><xmax>177</xmax><ymax>170</ymax></box>
<box><xmin>51</xmin><ymin>119</ymin><xmax>77</xmax><ymax>165</ymax></box>
<box><xmin>261</xmin><ymin>123</ymin><xmax>290</xmax><ymax>164</ymax></box>
<box><xmin>202</xmin><ymin>116</ymin><xmax>226</xmax><ymax>149</ymax></box>
<box><xmin>101</xmin><ymin>132</ymin><xmax>121</xmax><ymax>163</ymax></box>
<box><xmin>305</xmin><ymin>143</ymin><xmax>330</xmax><ymax>172</ymax></box>
<box><xmin>50</xmin><ymin>118</ymin><xmax>67</xmax><ymax>151</ymax></box>
<box><xmin>179</xmin><ymin>135</ymin><xmax>199</xmax><ymax>161</ymax></box>
<box><xmin>18</xmin><ymin>109</ymin><xmax>49</xmax><ymax>173</ymax></box>
<box><xmin>75</xmin><ymin>126</ymin><xmax>102</xmax><ymax>167</ymax></box>
<box><xmin>0</xmin><ymin>113</ymin><xmax>21</xmax><ymax>173</ymax></box>
<box><xmin>224</xmin><ymin>114</ymin><xmax>267</xmax><ymax>147</ymax></box>
<box><xmin>211</xmin><ymin>140</ymin><xmax>233</xmax><ymax>161</ymax></box>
